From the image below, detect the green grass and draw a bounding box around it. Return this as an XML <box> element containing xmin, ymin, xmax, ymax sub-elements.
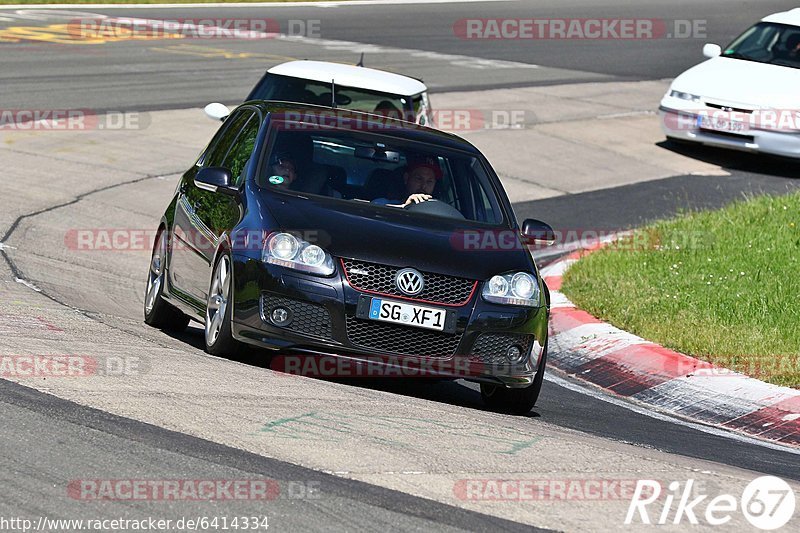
<box><xmin>561</xmin><ymin>191</ymin><xmax>800</xmax><ymax>388</ymax></box>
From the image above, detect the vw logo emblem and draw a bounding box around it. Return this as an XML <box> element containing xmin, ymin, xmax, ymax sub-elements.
<box><xmin>395</xmin><ymin>268</ymin><xmax>424</xmax><ymax>296</ymax></box>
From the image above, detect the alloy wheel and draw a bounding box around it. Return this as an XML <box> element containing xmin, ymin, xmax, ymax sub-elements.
<box><xmin>145</xmin><ymin>231</ymin><xmax>167</xmax><ymax>315</ymax></box>
<box><xmin>205</xmin><ymin>255</ymin><xmax>231</xmax><ymax>347</ymax></box>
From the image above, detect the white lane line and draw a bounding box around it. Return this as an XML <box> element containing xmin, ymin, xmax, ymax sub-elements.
<box><xmin>597</xmin><ymin>110</ymin><xmax>655</xmax><ymax>120</ymax></box>
<box><xmin>0</xmin><ymin>0</ymin><xmax>517</xmax><ymax>10</ymax></box>
<box><xmin>10</xmin><ymin>11</ymin><xmax>540</xmax><ymax>72</ymax></box>
<box><xmin>278</xmin><ymin>34</ymin><xmax>540</xmax><ymax>70</ymax></box>
<box><xmin>544</xmin><ymin>372</ymin><xmax>800</xmax><ymax>455</ymax></box>
<box><xmin>15</xmin><ymin>277</ymin><xmax>42</xmax><ymax>292</ymax></box>
<box><xmin>123</xmin><ymin>26</ymin><xmax>539</xmax><ymax>70</ymax></box>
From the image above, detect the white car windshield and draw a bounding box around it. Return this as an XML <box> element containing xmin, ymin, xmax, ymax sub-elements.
<box><xmin>722</xmin><ymin>22</ymin><xmax>800</xmax><ymax>68</ymax></box>
<box><xmin>248</xmin><ymin>73</ymin><xmax>423</xmax><ymax>122</ymax></box>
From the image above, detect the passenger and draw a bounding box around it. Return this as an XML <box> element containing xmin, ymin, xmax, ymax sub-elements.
<box><xmin>267</xmin><ymin>153</ymin><xmax>297</xmax><ymax>189</ymax></box>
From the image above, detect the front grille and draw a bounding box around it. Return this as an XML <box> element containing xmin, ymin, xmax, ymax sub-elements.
<box><xmin>705</xmin><ymin>102</ymin><xmax>753</xmax><ymax>114</ymax></box>
<box><xmin>342</xmin><ymin>259</ymin><xmax>476</xmax><ymax>306</ymax></box>
<box><xmin>260</xmin><ymin>294</ymin><xmax>333</xmax><ymax>340</ymax></box>
<box><xmin>698</xmin><ymin>129</ymin><xmax>755</xmax><ymax>142</ymax></box>
<box><xmin>469</xmin><ymin>333</ymin><xmax>533</xmax><ymax>364</ymax></box>
<box><xmin>345</xmin><ymin>315</ymin><xmax>462</xmax><ymax>357</ymax></box>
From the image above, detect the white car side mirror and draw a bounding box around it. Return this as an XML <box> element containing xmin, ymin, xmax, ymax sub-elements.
<box><xmin>204</xmin><ymin>102</ymin><xmax>230</xmax><ymax>122</ymax></box>
<box><xmin>703</xmin><ymin>43</ymin><xmax>722</xmax><ymax>58</ymax></box>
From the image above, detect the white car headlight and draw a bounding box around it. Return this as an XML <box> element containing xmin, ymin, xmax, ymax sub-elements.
<box><xmin>482</xmin><ymin>272</ymin><xmax>540</xmax><ymax>307</ymax></box>
<box><xmin>263</xmin><ymin>233</ymin><xmax>335</xmax><ymax>275</ymax></box>
<box><xmin>669</xmin><ymin>90</ymin><xmax>702</xmax><ymax>102</ymax></box>
<box><xmin>269</xmin><ymin>233</ymin><xmax>299</xmax><ymax>260</ymax></box>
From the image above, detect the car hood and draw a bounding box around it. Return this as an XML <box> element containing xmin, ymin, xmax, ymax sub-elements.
<box><xmin>258</xmin><ymin>192</ymin><xmax>534</xmax><ymax>281</ymax></box>
<box><xmin>672</xmin><ymin>57</ymin><xmax>800</xmax><ymax>109</ymax></box>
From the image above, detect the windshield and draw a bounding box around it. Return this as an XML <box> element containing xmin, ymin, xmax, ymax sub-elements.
<box><xmin>722</xmin><ymin>22</ymin><xmax>800</xmax><ymax>68</ymax></box>
<box><xmin>248</xmin><ymin>73</ymin><xmax>419</xmax><ymax>121</ymax></box>
<box><xmin>258</xmin><ymin>124</ymin><xmax>505</xmax><ymax>225</ymax></box>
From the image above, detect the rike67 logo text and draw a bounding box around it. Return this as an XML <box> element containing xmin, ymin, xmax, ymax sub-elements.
<box><xmin>626</xmin><ymin>476</ymin><xmax>795</xmax><ymax>529</ymax></box>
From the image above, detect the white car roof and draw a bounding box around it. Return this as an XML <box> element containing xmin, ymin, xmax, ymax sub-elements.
<box><xmin>762</xmin><ymin>8</ymin><xmax>800</xmax><ymax>26</ymax></box>
<box><xmin>267</xmin><ymin>60</ymin><xmax>427</xmax><ymax>97</ymax></box>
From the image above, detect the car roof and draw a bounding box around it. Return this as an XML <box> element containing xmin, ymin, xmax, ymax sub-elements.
<box><xmin>762</xmin><ymin>8</ymin><xmax>800</xmax><ymax>26</ymax></box>
<box><xmin>266</xmin><ymin>60</ymin><xmax>427</xmax><ymax>97</ymax></box>
<box><xmin>250</xmin><ymin>101</ymin><xmax>480</xmax><ymax>154</ymax></box>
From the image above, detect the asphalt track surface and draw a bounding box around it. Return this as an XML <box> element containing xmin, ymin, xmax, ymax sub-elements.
<box><xmin>2</xmin><ymin>1</ymin><xmax>800</xmax><ymax>531</ymax></box>
<box><xmin>0</xmin><ymin>378</ymin><xmax>542</xmax><ymax>532</ymax></box>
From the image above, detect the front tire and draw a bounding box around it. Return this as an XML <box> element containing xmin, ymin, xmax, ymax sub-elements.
<box><xmin>481</xmin><ymin>340</ymin><xmax>547</xmax><ymax>415</ymax></box>
<box><xmin>144</xmin><ymin>229</ymin><xmax>190</xmax><ymax>331</ymax></box>
<box><xmin>204</xmin><ymin>253</ymin><xmax>241</xmax><ymax>356</ymax></box>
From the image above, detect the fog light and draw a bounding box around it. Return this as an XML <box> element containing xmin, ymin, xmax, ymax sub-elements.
<box><xmin>270</xmin><ymin>307</ymin><xmax>292</xmax><ymax>327</ymax></box>
<box><xmin>506</xmin><ymin>344</ymin><xmax>523</xmax><ymax>362</ymax></box>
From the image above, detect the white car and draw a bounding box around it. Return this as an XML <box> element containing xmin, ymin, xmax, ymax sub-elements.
<box><xmin>659</xmin><ymin>8</ymin><xmax>800</xmax><ymax>157</ymax></box>
<box><xmin>205</xmin><ymin>60</ymin><xmax>434</xmax><ymax>126</ymax></box>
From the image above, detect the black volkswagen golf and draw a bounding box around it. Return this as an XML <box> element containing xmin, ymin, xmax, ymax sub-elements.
<box><xmin>144</xmin><ymin>101</ymin><xmax>554</xmax><ymax>413</ymax></box>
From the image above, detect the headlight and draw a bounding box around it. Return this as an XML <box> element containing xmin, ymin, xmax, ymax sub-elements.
<box><xmin>263</xmin><ymin>232</ymin><xmax>335</xmax><ymax>276</ymax></box>
<box><xmin>482</xmin><ymin>272</ymin><xmax>540</xmax><ymax>307</ymax></box>
<box><xmin>269</xmin><ymin>233</ymin><xmax>299</xmax><ymax>260</ymax></box>
<box><xmin>669</xmin><ymin>90</ymin><xmax>702</xmax><ymax>102</ymax></box>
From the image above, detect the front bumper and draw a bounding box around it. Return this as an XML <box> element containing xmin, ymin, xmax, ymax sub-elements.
<box><xmin>659</xmin><ymin>105</ymin><xmax>800</xmax><ymax>158</ymax></box>
<box><xmin>229</xmin><ymin>255</ymin><xmax>548</xmax><ymax>387</ymax></box>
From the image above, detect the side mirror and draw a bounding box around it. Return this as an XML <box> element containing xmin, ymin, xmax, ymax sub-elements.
<box><xmin>703</xmin><ymin>43</ymin><xmax>721</xmax><ymax>58</ymax></box>
<box><xmin>521</xmin><ymin>218</ymin><xmax>556</xmax><ymax>247</ymax></box>
<box><xmin>204</xmin><ymin>102</ymin><xmax>230</xmax><ymax>122</ymax></box>
<box><xmin>194</xmin><ymin>167</ymin><xmax>239</xmax><ymax>197</ymax></box>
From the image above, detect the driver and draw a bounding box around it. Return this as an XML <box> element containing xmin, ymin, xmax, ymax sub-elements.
<box><xmin>786</xmin><ymin>33</ymin><xmax>800</xmax><ymax>59</ymax></box>
<box><xmin>373</xmin><ymin>156</ymin><xmax>442</xmax><ymax>208</ymax></box>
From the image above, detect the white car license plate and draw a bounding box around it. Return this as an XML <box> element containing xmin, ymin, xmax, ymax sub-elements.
<box><xmin>697</xmin><ymin>114</ymin><xmax>749</xmax><ymax>133</ymax></box>
<box><xmin>368</xmin><ymin>298</ymin><xmax>446</xmax><ymax>331</ymax></box>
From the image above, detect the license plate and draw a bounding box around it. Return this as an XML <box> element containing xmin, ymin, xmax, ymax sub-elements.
<box><xmin>698</xmin><ymin>114</ymin><xmax>749</xmax><ymax>133</ymax></box>
<box><xmin>368</xmin><ymin>298</ymin><xmax>446</xmax><ymax>331</ymax></box>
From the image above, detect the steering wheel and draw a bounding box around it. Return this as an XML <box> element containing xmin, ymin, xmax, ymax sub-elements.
<box><xmin>404</xmin><ymin>199</ymin><xmax>465</xmax><ymax>219</ymax></box>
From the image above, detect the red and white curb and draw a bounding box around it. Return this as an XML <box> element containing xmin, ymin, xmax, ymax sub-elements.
<box><xmin>540</xmin><ymin>248</ymin><xmax>800</xmax><ymax>448</ymax></box>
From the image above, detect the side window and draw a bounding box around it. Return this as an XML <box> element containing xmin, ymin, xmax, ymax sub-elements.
<box><xmin>436</xmin><ymin>156</ymin><xmax>457</xmax><ymax>207</ymax></box>
<box><xmin>473</xmin><ymin>180</ymin><xmax>496</xmax><ymax>222</ymax></box>
<box><xmin>203</xmin><ymin>110</ymin><xmax>253</xmax><ymax>168</ymax></box>
<box><xmin>222</xmin><ymin>113</ymin><xmax>261</xmax><ymax>186</ymax></box>
<box><xmin>453</xmin><ymin>158</ymin><xmax>500</xmax><ymax>224</ymax></box>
